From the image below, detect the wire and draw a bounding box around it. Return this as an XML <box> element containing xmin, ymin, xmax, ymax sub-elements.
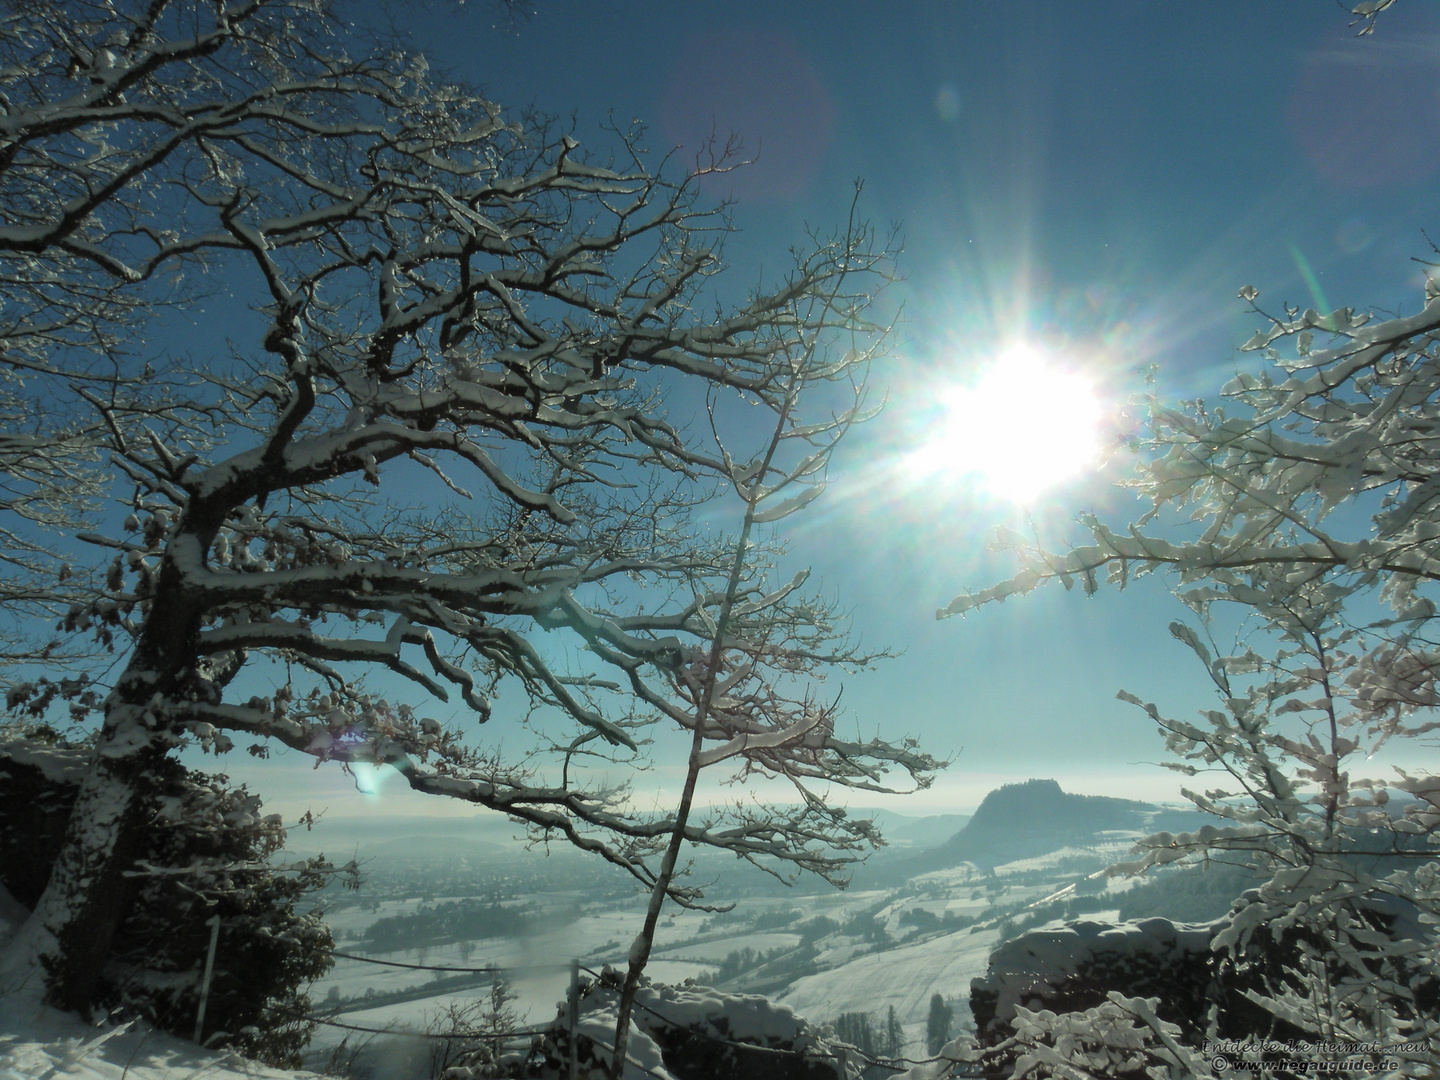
<box><xmin>309</xmin><ymin>1015</ymin><xmax>554</xmax><ymax>1040</ymax></box>
<box><xmin>330</xmin><ymin>950</ymin><xmax>507</xmax><ymax>973</ymax></box>
<box><xmin>320</xmin><ymin>954</ymin><xmax>985</xmax><ymax>1076</ymax></box>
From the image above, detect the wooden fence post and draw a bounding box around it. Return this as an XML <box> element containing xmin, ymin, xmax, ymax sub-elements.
<box><xmin>193</xmin><ymin>914</ymin><xmax>222</xmax><ymax>1045</ymax></box>
<box><xmin>569</xmin><ymin>958</ymin><xmax>580</xmax><ymax>1080</ymax></box>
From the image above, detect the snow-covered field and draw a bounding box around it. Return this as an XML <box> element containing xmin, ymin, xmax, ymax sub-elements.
<box><xmin>990</xmin><ymin>841</ymin><xmax>1136</xmax><ymax>877</ymax></box>
<box><xmin>298</xmin><ymin>842</ymin><xmax>1116</xmax><ymax>1064</ymax></box>
<box><xmin>311</xmin><ymin>872</ymin><xmax>1054</xmax><ymax>1060</ymax></box>
<box><xmin>652</xmin><ymin>931</ymin><xmax>802</xmax><ymax>963</ymax></box>
<box><xmin>777</xmin><ymin>926</ymin><xmax>999</xmax><ymax>1055</ymax></box>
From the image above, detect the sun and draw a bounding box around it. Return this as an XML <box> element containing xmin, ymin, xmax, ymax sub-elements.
<box><xmin>915</xmin><ymin>343</ymin><xmax>1104</xmax><ymax>502</ymax></box>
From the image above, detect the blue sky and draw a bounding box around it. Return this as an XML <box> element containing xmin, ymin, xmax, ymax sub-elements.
<box><xmin>222</xmin><ymin>1</ymin><xmax>1440</xmax><ymax>821</ymax></box>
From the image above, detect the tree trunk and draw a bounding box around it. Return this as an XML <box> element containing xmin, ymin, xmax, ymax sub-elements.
<box><xmin>30</xmin><ymin>745</ymin><xmax>160</xmax><ymax>1013</ymax></box>
<box><xmin>607</xmin><ymin>397</ymin><xmax>796</xmax><ymax>1079</ymax></box>
<box><xmin>2</xmin><ymin>542</ymin><xmax>207</xmax><ymax>1013</ymax></box>
<box><xmin>0</xmin><ymin>711</ymin><xmax>164</xmax><ymax>1013</ymax></box>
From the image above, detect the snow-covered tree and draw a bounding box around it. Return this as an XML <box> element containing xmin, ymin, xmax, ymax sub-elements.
<box><xmin>427</xmin><ymin>977</ymin><xmax>526</xmax><ymax>1078</ymax></box>
<box><xmin>0</xmin><ymin>0</ymin><xmax>937</xmax><ymax>1018</ymax></box>
<box><xmin>926</xmin><ymin>994</ymin><xmax>953</xmax><ymax>1057</ymax></box>
<box><xmin>884</xmin><ymin>1005</ymin><xmax>905</xmax><ymax>1060</ymax></box>
<box><xmin>603</xmin><ymin>312</ymin><xmax>944</xmax><ymax>1076</ymax></box>
<box><xmin>0</xmin><ymin>735</ymin><xmax>346</xmax><ymax>1066</ymax></box>
<box><xmin>946</xmin><ymin>284</ymin><xmax>1440</xmax><ymax>1072</ymax></box>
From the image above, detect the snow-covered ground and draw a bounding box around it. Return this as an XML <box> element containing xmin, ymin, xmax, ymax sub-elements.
<box><xmin>0</xmin><ymin>887</ymin><xmax>318</xmax><ymax>1080</ymax></box>
<box><xmin>0</xmin><ymin>998</ymin><xmax>319</xmax><ymax>1080</ymax></box>
<box><xmin>777</xmin><ymin>925</ymin><xmax>999</xmax><ymax>1056</ymax></box>
<box><xmin>301</xmin><ymin>848</ymin><xmax>1115</xmax><ymax>1063</ymax></box>
<box><xmin>309</xmin><ymin>885</ymin><xmax>928</xmax><ymax>1047</ymax></box>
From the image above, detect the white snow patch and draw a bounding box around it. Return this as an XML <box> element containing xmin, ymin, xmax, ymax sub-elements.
<box><xmin>0</xmin><ymin>996</ymin><xmax>324</xmax><ymax>1080</ymax></box>
<box><xmin>0</xmin><ymin>885</ymin><xmax>27</xmax><ymax>947</ymax></box>
<box><xmin>990</xmin><ymin>841</ymin><xmax>1134</xmax><ymax>877</ymax></box>
<box><xmin>778</xmin><ymin>925</ymin><xmax>999</xmax><ymax>1047</ymax></box>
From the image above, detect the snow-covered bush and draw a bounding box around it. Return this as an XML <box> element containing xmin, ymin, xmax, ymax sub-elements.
<box><xmin>998</xmin><ymin>993</ymin><xmax>1203</xmax><ymax>1079</ymax></box>
<box><xmin>970</xmin><ymin>897</ymin><xmax>1440</xmax><ymax>1076</ymax></box>
<box><xmin>974</xmin><ymin>913</ymin><xmax>1439</xmax><ymax>1077</ymax></box>
<box><xmin>970</xmin><ymin>916</ymin><xmax>1222</xmax><ymax>1054</ymax></box>
<box><xmin>0</xmin><ymin>738</ymin><xmax>346</xmax><ymax>1067</ymax></box>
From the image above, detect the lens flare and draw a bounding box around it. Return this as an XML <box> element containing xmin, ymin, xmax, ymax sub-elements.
<box><xmin>1289</xmin><ymin>243</ymin><xmax>1332</xmax><ymax>315</ymax></box>
<box><xmin>913</xmin><ymin>343</ymin><xmax>1103</xmax><ymax>503</ymax></box>
<box><xmin>351</xmin><ymin>761</ymin><xmax>386</xmax><ymax>798</ymax></box>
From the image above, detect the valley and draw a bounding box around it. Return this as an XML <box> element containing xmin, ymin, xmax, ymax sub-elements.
<box><xmin>293</xmin><ymin>781</ymin><xmax>1223</xmax><ymax>1074</ymax></box>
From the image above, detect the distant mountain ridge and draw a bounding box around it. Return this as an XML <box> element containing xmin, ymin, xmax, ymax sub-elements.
<box><xmin>908</xmin><ymin>778</ymin><xmax>1196</xmax><ymax>873</ymax></box>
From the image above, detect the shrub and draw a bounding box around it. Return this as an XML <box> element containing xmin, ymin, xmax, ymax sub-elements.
<box><xmin>0</xmin><ymin>739</ymin><xmax>348</xmax><ymax>1066</ymax></box>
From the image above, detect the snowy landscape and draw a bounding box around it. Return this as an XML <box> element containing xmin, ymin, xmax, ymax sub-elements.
<box><xmin>2</xmin><ymin>778</ymin><xmax>1223</xmax><ymax>1080</ymax></box>
<box><xmin>290</xmin><ymin>791</ymin><xmax>1116</xmax><ymax>1065</ymax></box>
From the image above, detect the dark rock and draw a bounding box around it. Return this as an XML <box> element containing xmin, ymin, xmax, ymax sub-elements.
<box><xmin>970</xmin><ymin>916</ymin><xmax>1222</xmax><ymax>1047</ymax></box>
<box><xmin>970</xmin><ymin>891</ymin><xmax>1440</xmax><ymax>1069</ymax></box>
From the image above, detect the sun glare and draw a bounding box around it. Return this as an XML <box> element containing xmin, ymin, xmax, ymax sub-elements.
<box><xmin>917</xmin><ymin>344</ymin><xmax>1104</xmax><ymax>503</ymax></box>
